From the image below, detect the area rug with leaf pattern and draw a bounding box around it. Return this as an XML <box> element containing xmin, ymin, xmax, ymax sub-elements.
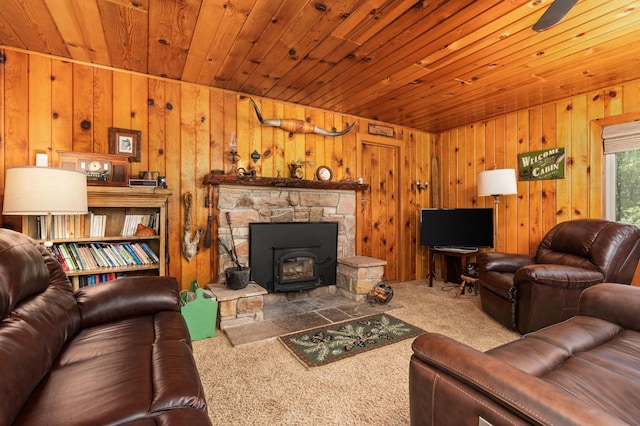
<box><xmin>278</xmin><ymin>313</ymin><xmax>424</xmax><ymax>368</ymax></box>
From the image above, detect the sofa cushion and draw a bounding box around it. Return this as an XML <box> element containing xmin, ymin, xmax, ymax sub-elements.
<box><xmin>488</xmin><ymin>316</ymin><xmax>640</xmax><ymax>424</ymax></box>
<box><xmin>14</xmin><ymin>312</ymin><xmax>207</xmax><ymax>426</ymax></box>
<box><xmin>0</xmin><ymin>232</ymin><xmax>79</xmax><ymax>425</ymax></box>
<box><xmin>75</xmin><ymin>276</ymin><xmax>181</xmax><ymax>329</ymax></box>
<box><xmin>544</xmin><ymin>331</ymin><xmax>640</xmax><ymax>424</ymax></box>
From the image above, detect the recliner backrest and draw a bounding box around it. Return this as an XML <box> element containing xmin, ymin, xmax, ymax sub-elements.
<box><xmin>0</xmin><ymin>229</ymin><xmax>80</xmax><ymax>425</ymax></box>
<box><xmin>536</xmin><ymin>219</ymin><xmax>640</xmax><ymax>283</ymax></box>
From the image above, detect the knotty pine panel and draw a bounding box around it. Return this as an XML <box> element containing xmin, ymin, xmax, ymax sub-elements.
<box><xmin>541</xmin><ymin>104</ymin><xmax>558</xmax><ymax>237</ymax></box>
<box><xmin>570</xmin><ymin>96</ymin><xmax>590</xmax><ymax>223</ymax></box>
<box><xmin>28</xmin><ymin>55</ymin><xmax>51</xmax><ymax>161</ymax></box>
<box><xmin>91</xmin><ymin>67</ymin><xmax>114</xmax><ymax>154</ymax></box>
<box><xmin>179</xmin><ymin>84</ymin><xmax>203</xmax><ymax>286</ymax></box>
<box><xmin>130</xmin><ymin>74</ymin><xmax>149</xmax><ymax>178</ymax></box>
<box><xmin>51</xmin><ymin>60</ymin><xmax>74</xmax><ymax>157</ymax></box>
<box><xmin>622</xmin><ymin>82</ymin><xmax>640</xmax><ymax>112</ymax></box>
<box><xmin>164</xmin><ymin>79</ymin><xmax>184</xmax><ymax>285</ymax></box>
<box><xmin>464</xmin><ymin>125</ymin><xmax>477</xmax><ymax>207</ymax></box>
<box><xmin>0</xmin><ymin>49</ymin><xmax>431</xmax><ymax>289</ymax></box>
<box><xmin>112</xmin><ymin>72</ymin><xmax>132</xmax><ymax>129</ymax></box>
<box><xmin>147</xmin><ymin>78</ymin><xmax>168</xmax><ymax>174</ymax></box>
<box><xmin>555</xmin><ymin>102</ymin><xmax>572</xmax><ymax>225</ymax></box>
<box><xmin>503</xmin><ymin>112</ymin><xmax>519</xmax><ymax>254</ymax></box>
<box><xmin>515</xmin><ymin>109</ymin><xmax>530</xmax><ymax>255</ymax></box>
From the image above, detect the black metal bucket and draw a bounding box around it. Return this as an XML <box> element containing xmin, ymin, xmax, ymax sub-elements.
<box><xmin>225</xmin><ymin>267</ymin><xmax>250</xmax><ymax>290</ymax></box>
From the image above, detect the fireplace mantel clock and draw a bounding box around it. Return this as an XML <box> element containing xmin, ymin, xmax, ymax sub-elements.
<box><xmin>315</xmin><ymin>165</ymin><xmax>332</xmax><ymax>182</ymax></box>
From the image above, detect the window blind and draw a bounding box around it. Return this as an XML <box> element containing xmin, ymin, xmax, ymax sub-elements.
<box><xmin>602</xmin><ymin>121</ymin><xmax>640</xmax><ymax>154</ymax></box>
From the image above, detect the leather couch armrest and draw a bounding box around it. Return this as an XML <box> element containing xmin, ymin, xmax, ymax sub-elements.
<box><xmin>579</xmin><ymin>283</ymin><xmax>640</xmax><ymax>330</ymax></box>
<box><xmin>75</xmin><ymin>276</ymin><xmax>181</xmax><ymax>329</ymax></box>
<box><xmin>479</xmin><ymin>252</ymin><xmax>535</xmax><ymax>273</ymax></box>
<box><xmin>514</xmin><ymin>264</ymin><xmax>603</xmax><ymax>289</ymax></box>
<box><xmin>411</xmin><ymin>333</ymin><xmax>627</xmax><ymax>425</ymax></box>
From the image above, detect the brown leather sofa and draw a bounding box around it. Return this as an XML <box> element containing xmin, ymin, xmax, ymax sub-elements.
<box><xmin>410</xmin><ymin>283</ymin><xmax>640</xmax><ymax>425</ymax></box>
<box><xmin>478</xmin><ymin>218</ymin><xmax>640</xmax><ymax>334</ymax></box>
<box><xmin>0</xmin><ymin>229</ymin><xmax>211</xmax><ymax>425</ymax></box>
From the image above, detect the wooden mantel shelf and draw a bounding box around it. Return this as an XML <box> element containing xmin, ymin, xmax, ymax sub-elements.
<box><xmin>203</xmin><ymin>173</ymin><xmax>369</xmax><ymax>191</ymax></box>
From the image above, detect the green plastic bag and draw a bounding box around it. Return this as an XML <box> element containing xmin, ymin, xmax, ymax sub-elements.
<box><xmin>181</xmin><ymin>287</ymin><xmax>218</xmax><ymax>341</ymax></box>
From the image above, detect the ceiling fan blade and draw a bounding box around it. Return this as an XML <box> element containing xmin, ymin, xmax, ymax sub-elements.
<box><xmin>533</xmin><ymin>0</ymin><xmax>579</xmax><ymax>32</ymax></box>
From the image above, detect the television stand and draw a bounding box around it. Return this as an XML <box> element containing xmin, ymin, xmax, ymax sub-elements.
<box><xmin>433</xmin><ymin>246</ymin><xmax>478</xmax><ymax>254</ymax></box>
<box><xmin>428</xmin><ymin>247</ymin><xmax>479</xmax><ymax>287</ymax></box>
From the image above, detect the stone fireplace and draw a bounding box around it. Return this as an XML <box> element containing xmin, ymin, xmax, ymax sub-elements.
<box><xmin>214</xmin><ymin>181</ymin><xmax>359</xmax><ymax>290</ymax></box>
<box><xmin>204</xmin><ymin>175</ymin><xmax>386</xmax><ymax>329</ymax></box>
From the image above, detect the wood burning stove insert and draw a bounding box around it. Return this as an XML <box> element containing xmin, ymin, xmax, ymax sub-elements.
<box><xmin>249</xmin><ymin>222</ymin><xmax>338</xmax><ymax>293</ymax></box>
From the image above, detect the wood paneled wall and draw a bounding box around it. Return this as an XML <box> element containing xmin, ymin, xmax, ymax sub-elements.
<box><xmin>0</xmin><ymin>49</ymin><xmax>432</xmax><ymax>289</ymax></box>
<box><xmin>9</xmin><ymin>48</ymin><xmax>639</xmax><ymax>288</ymax></box>
<box><xmin>434</xmin><ymin>81</ymin><xmax>640</xmax><ymax>255</ymax></box>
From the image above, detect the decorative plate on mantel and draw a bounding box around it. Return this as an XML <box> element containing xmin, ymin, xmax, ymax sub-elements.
<box><xmin>315</xmin><ymin>166</ymin><xmax>333</xmax><ymax>182</ymax></box>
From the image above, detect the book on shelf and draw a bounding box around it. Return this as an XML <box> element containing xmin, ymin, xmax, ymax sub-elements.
<box><xmin>121</xmin><ymin>214</ymin><xmax>154</xmax><ymax>236</ymax></box>
<box><xmin>78</xmin><ymin>272</ymin><xmax>121</xmax><ymax>288</ymax></box>
<box><xmin>89</xmin><ymin>243</ymin><xmax>112</xmax><ymax>268</ymax></box>
<box><xmin>56</xmin><ymin>244</ymin><xmax>78</xmax><ymax>271</ymax></box>
<box><xmin>35</xmin><ymin>214</ymin><xmax>86</xmax><ymax>239</ymax></box>
<box><xmin>130</xmin><ymin>243</ymin><xmax>152</xmax><ymax>264</ymax></box>
<box><xmin>51</xmin><ymin>241</ymin><xmax>160</xmax><ymax>272</ymax></box>
<box><xmin>67</xmin><ymin>243</ymin><xmax>85</xmax><ymax>270</ymax></box>
<box><xmin>139</xmin><ymin>241</ymin><xmax>160</xmax><ymax>262</ymax></box>
<box><xmin>123</xmin><ymin>243</ymin><xmax>143</xmax><ymax>265</ymax></box>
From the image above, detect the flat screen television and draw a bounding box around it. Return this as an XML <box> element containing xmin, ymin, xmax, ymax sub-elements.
<box><xmin>420</xmin><ymin>208</ymin><xmax>494</xmax><ymax>249</ymax></box>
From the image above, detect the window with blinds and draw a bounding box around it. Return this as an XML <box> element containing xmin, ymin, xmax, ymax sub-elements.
<box><xmin>602</xmin><ymin>121</ymin><xmax>640</xmax><ymax>154</ymax></box>
<box><xmin>603</xmin><ymin>121</ymin><xmax>640</xmax><ymax>226</ymax></box>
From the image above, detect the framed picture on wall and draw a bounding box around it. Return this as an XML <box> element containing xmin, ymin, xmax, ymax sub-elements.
<box><xmin>108</xmin><ymin>127</ymin><xmax>141</xmax><ymax>162</ymax></box>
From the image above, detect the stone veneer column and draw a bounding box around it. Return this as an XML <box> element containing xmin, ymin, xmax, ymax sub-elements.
<box><xmin>206</xmin><ymin>282</ymin><xmax>268</xmax><ymax>329</ymax></box>
<box><xmin>215</xmin><ymin>184</ymin><xmax>357</xmax><ymax>284</ymax></box>
<box><xmin>336</xmin><ymin>256</ymin><xmax>387</xmax><ymax>301</ymax></box>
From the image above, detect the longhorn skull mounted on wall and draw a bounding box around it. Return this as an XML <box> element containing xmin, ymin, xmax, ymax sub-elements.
<box><xmin>249</xmin><ymin>98</ymin><xmax>355</xmax><ymax>137</ymax></box>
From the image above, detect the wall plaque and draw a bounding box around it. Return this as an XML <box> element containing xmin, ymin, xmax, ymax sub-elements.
<box><xmin>518</xmin><ymin>148</ymin><xmax>566</xmax><ymax>181</ymax></box>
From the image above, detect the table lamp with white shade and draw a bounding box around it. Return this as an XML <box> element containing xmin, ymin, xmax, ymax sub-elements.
<box><xmin>3</xmin><ymin>166</ymin><xmax>89</xmax><ymax>247</ymax></box>
<box><xmin>477</xmin><ymin>168</ymin><xmax>517</xmax><ymax>250</ymax></box>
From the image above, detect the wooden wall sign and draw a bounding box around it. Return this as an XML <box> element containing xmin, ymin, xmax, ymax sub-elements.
<box><xmin>518</xmin><ymin>148</ymin><xmax>566</xmax><ymax>181</ymax></box>
<box><xmin>368</xmin><ymin>123</ymin><xmax>395</xmax><ymax>137</ymax></box>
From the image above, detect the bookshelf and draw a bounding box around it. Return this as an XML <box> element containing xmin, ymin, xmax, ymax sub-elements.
<box><xmin>22</xmin><ymin>186</ymin><xmax>172</xmax><ymax>290</ymax></box>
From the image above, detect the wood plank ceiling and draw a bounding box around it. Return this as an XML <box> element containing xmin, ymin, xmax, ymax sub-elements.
<box><xmin>1</xmin><ymin>0</ymin><xmax>640</xmax><ymax>133</ymax></box>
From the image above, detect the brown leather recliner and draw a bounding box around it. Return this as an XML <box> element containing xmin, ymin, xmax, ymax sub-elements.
<box><xmin>478</xmin><ymin>218</ymin><xmax>640</xmax><ymax>334</ymax></box>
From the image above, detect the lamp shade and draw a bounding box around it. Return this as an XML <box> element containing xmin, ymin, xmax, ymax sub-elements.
<box><xmin>3</xmin><ymin>167</ymin><xmax>88</xmax><ymax>215</ymax></box>
<box><xmin>477</xmin><ymin>169</ymin><xmax>517</xmax><ymax>197</ymax></box>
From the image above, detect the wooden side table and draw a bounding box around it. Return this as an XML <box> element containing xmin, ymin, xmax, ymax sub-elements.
<box><xmin>428</xmin><ymin>247</ymin><xmax>479</xmax><ymax>287</ymax></box>
<box><xmin>456</xmin><ymin>274</ymin><xmax>479</xmax><ymax>298</ymax></box>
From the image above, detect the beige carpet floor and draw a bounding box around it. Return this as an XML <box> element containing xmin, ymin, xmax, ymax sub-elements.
<box><xmin>192</xmin><ymin>279</ymin><xmax>520</xmax><ymax>425</ymax></box>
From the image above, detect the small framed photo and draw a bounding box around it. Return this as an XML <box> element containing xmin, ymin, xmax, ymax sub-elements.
<box><xmin>108</xmin><ymin>127</ymin><xmax>141</xmax><ymax>162</ymax></box>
